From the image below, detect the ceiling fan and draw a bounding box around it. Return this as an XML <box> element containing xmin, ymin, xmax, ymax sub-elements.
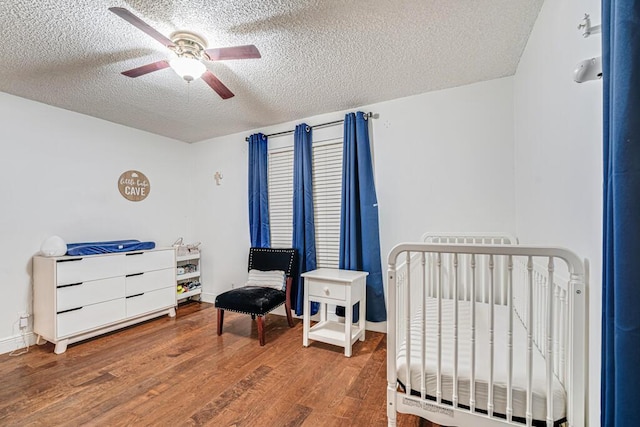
<box><xmin>108</xmin><ymin>7</ymin><xmax>261</xmax><ymax>99</ymax></box>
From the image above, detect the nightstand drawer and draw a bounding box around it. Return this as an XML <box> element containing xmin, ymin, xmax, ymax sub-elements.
<box><xmin>307</xmin><ymin>279</ymin><xmax>346</xmax><ymax>301</ymax></box>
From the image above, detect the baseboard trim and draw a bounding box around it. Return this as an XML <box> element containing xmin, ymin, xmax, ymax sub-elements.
<box><xmin>0</xmin><ymin>331</ymin><xmax>37</xmax><ymax>355</ymax></box>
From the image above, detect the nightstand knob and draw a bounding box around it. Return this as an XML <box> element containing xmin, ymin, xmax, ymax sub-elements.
<box><xmin>324</xmin><ymin>286</ymin><xmax>330</xmax><ymax>295</ymax></box>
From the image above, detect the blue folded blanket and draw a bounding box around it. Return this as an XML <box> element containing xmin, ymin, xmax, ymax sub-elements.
<box><xmin>66</xmin><ymin>239</ymin><xmax>156</xmax><ymax>256</ymax></box>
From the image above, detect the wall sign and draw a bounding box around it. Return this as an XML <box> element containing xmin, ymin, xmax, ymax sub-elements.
<box><xmin>118</xmin><ymin>170</ymin><xmax>150</xmax><ymax>202</ymax></box>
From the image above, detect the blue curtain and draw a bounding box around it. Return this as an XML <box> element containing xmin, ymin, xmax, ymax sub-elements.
<box><xmin>337</xmin><ymin>111</ymin><xmax>386</xmax><ymax>322</ymax></box>
<box><xmin>292</xmin><ymin>124</ymin><xmax>319</xmax><ymax>315</ymax></box>
<box><xmin>602</xmin><ymin>2</ymin><xmax>640</xmax><ymax>426</ymax></box>
<box><xmin>248</xmin><ymin>133</ymin><xmax>270</xmax><ymax>248</ymax></box>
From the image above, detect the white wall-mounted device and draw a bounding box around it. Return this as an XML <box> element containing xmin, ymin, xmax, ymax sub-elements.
<box><xmin>574</xmin><ymin>56</ymin><xmax>602</xmax><ymax>83</ymax></box>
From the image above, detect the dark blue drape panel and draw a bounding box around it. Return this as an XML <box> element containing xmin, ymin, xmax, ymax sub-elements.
<box><xmin>248</xmin><ymin>133</ymin><xmax>270</xmax><ymax>248</ymax></box>
<box><xmin>338</xmin><ymin>111</ymin><xmax>386</xmax><ymax>322</ymax></box>
<box><xmin>602</xmin><ymin>2</ymin><xmax>640</xmax><ymax>426</ymax></box>
<box><xmin>292</xmin><ymin>124</ymin><xmax>318</xmax><ymax>315</ymax></box>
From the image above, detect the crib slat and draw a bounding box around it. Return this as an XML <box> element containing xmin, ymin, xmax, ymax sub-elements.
<box><xmin>470</xmin><ymin>253</ymin><xmax>477</xmax><ymax>413</ymax></box>
<box><xmin>560</xmin><ymin>287</ymin><xmax>567</xmax><ymax>383</ymax></box>
<box><xmin>526</xmin><ymin>256</ymin><xmax>533</xmax><ymax>426</ymax></box>
<box><xmin>404</xmin><ymin>252</ymin><xmax>411</xmax><ymax>396</ymax></box>
<box><xmin>546</xmin><ymin>257</ymin><xmax>555</xmax><ymax>426</ymax></box>
<box><xmin>436</xmin><ymin>252</ymin><xmax>442</xmax><ymax>404</ymax></box>
<box><xmin>421</xmin><ymin>252</ymin><xmax>426</xmax><ymax>399</ymax></box>
<box><xmin>453</xmin><ymin>253</ymin><xmax>459</xmax><ymax>408</ymax></box>
<box><xmin>488</xmin><ymin>254</ymin><xmax>495</xmax><ymax>417</ymax></box>
<box><xmin>507</xmin><ymin>255</ymin><xmax>514</xmax><ymax>422</ymax></box>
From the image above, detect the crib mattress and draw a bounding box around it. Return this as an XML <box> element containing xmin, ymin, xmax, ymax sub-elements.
<box><xmin>396</xmin><ymin>298</ymin><xmax>566</xmax><ymax>423</ymax></box>
<box><xmin>66</xmin><ymin>240</ymin><xmax>156</xmax><ymax>256</ymax></box>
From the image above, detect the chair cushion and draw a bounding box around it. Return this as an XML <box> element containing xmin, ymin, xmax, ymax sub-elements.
<box><xmin>246</xmin><ymin>269</ymin><xmax>286</xmax><ymax>290</ymax></box>
<box><xmin>215</xmin><ymin>286</ymin><xmax>286</xmax><ymax>316</ymax></box>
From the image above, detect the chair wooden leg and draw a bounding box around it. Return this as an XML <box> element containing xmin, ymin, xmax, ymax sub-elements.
<box><xmin>285</xmin><ymin>301</ymin><xmax>294</xmax><ymax>328</ymax></box>
<box><xmin>257</xmin><ymin>316</ymin><xmax>265</xmax><ymax>346</ymax></box>
<box><xmin>217</xmin><ymin>309</ymin><xmax>224</xmax><ymax>336</ymax></box>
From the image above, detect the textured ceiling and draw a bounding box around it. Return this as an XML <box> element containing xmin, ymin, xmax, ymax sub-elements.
<box><xmin>0</xmin><ymin>0</ymin><xmax>543</xmax><ymax>143</ymax></box>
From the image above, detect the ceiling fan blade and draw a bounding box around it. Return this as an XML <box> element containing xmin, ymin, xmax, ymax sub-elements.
<box><xmin>122</xmin><ymin>60</ymin><xmax>170</xmax><ymax>78</ymax></box>
<box><xmin>109</xmin><ymin>7</ymin><xmax>174</xmax><ymax>48</ymax></box>
<box><xmin>201</xmin><ymin>71</ymin><xmax>235</xmax><ymax>99</ymax></box>
<box><xmin>204</xmin><ymin>45</ymin><xmax>261</xmax><ymax>61</ymax></box>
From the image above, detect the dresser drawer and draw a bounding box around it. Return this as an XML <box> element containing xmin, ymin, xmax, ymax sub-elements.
<box><xmin>307</xmin><ymin>279</ymin><xmax>346</xmax><ymax>301</ymax></box>
<box><xmin>126</xmin><ymin>287</ymin><xmax>175</xmax><ymax>318</ymax></box>
<box><xmin>57</xmin><ymin>298</ymin><xmax>126</xmax><ymax>338</ymax></box>
<box><xmin>126</xmin><ymin>268</ymin><xmax>174</xmax><ymax>296</ymax></box>
<box><xmin>57</xmin><ymin>276</ymin><xmax>125</xmax><ymax>312</ymax></box>
<box><xmin>125</xmin><ymin>250</ymin><xmax>174</xmax><ymax>274</ymax></box>
<box><xmin>56</xmin><ymin>255</ymin><xmax>125</xmax><ymax>285</ymax></box>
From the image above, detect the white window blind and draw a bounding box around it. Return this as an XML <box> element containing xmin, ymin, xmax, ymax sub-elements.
<box><xmin>267</xmin><ymin>140</ymin><xmax>343</xmax><ymax>269</ymax></box>
<box><xmin>267</xmin><ymin>148</ymin><xmax>294</xmax><ymax>249</ymax></box>
<box><xmin>312</xmin><ymin>141</ymin><xmax>343</xmax><ymax>268</ymax></box>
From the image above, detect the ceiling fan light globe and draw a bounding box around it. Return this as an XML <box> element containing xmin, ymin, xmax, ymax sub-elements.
<box><xmin>169</xmin><ymin>57</ymin><xmax>206</xmax><ymax>82</ymax></box>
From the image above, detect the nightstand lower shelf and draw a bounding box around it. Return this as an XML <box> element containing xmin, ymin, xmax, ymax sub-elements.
<box><xmin>308</xmin><ymin>320</ymin><xmax>364</xmax><ymax>348</ymax></box>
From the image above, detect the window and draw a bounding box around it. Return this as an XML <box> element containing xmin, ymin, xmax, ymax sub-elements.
<box><xmin>268</xmin><ymin>140</ymin><xmax>343</xmax><ymax>268</ymax></box>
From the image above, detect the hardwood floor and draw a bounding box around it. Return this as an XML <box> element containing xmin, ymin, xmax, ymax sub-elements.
<box><xmin>0</xmin><ymin>302</ymin><xmax>433</xmax><ymax>427</ymax></box>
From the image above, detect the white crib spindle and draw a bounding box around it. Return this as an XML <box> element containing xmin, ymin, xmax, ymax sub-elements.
<box><xmin>551</xmin><ymin>282</ymin><xmax>561</xmax><ymax>374</ymax></box>
<box><xmin>453</xmin><ymin>253</ymin><xmax>459</xmax><ymax>408</ymax></box>
<box><xmin>404</xmin><ymin>252</ymin><xmax>411</xmax><ymax>396</ymax></box>
<box><xmin>421</xmin><ymin>252</ymin><xmax>427</xmax><ymax>400</ymax></box>
<box><xmin>507</xmin><ymin>255</ymin><xmax>514</xmax><ymax>422</ymax></box>
<box><xmin>560</xmin><ymin>287</ymin><xmax>567</xmax><ymax>383</ymax></box>
<box><xmin>546</xmin><ymin>257</ymin><xmax>555</xmax><ymax>426</ymax></box>
<box><xmin>436</xmin><ymin>252</ymin><xmax>442</xmax><ymax>404</ymax></box>
<box><xmin>526</xmin><ymin>256</ymin><xmax>533</xmax><ymax>426</ymax></box>
<box><xmin>470</xmin><ymin>253</ymin><xmax>477</xmax><ymax>413</ymax></box>
<box><xmin>488</xmin><ymin>254</ymin><xmax>495</xmax><ymax>417</ymax></box>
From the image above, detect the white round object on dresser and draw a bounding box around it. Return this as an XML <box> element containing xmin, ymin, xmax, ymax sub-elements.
<box><xmin>40</xmin><ymin>235</ymin><xmax>67</xmax><ymax>256</ymax></box>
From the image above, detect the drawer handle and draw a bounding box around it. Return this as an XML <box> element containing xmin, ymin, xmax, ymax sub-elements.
<box><xmin>126</xmin><ymin>272</ymin><xmax>144</xmax><ymax>278</ymax></box>
<box><xmin>126</xmin><ymin>252</ymin><xmax>144</xmax><ymax>256</ymax></box>
<box><xmin>126</xmin><ymin>293</ymin><xmax>145</xmax><ymax>299</ymax></box>
<box><xmin>324</xmin><ymin>287</ymin><xmax>330</xmax><ymax>295</ymax></box>
<box><xmin>57</xmin><ymin>282</ymin><xmax>83</xmax><ymax>288</ymax></box>
<box><xmin>57</xmin><ymin>307</ymin><xmax>82</xmax><ymax>314</ymax></box>
<box><xmin>57</xmin><ymin>258</ymin><xmax>83</xmax><ymax>263</ymax></box>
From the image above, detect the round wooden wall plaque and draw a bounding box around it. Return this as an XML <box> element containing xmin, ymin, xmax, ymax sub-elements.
<box><xmin>118</xmin><ymin>170</ymin><xmax>150</xmax><ymax>202</ymax></box>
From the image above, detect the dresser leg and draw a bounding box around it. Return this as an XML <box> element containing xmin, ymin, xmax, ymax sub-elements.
<box><xmin>36</xmin><ymin>335</ymin><xmax>47</xmax><ymax>345</ymax></box>
<box><xmin>168</xmin><ymin>307</ymin><xmax>176</xmax><ymax>318</ymax></box>
<box><xmin>54</xmin><ymin>340</ymin><xmax>68</xmax><ymax>354</ymax></box>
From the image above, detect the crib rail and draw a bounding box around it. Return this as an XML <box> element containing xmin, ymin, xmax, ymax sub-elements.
<box><xmin>387</xmin><ymin>243</ymin><xmax>586</xmax><ymax>427</ymax></box>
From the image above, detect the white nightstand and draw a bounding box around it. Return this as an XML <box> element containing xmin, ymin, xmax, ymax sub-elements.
<box><xmin>301</xmin><ymin>268</ymin><xmax>368</xmax><ymax>357</ymax></box>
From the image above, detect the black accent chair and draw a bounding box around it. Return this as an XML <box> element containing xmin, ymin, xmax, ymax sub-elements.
<box><xmin>215</xmin><ymin>248</ymin><xmax>297</xmax><ymax>346</ymax></box>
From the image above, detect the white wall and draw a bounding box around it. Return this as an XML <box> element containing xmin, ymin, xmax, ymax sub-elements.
<box><xmin>191</xmin><ymin>77</ymin><xmax>516</xmax><ymax>323</ymax></box>
<box><xmin>0</xmin><ymin>92</ymin><xmax>190</xmax><ymax>353</ymax></box>
<box><xmin>513</xmin><ymin>1</ymin><xmax>602</xmax><ymax>425</ymax></box>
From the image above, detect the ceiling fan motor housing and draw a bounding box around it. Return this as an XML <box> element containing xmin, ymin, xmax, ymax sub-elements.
<box><xmin>170</xmin><ymin>31</ymin><xmax>208</xmax><ymax>60</ymax></box>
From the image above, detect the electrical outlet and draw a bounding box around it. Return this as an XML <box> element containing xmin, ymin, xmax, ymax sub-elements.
<box><xmin>231</xmin><ymin>283</ymin><xmax>235</xmax><ymax>289</ymax></box>
<box><xmin>19</xmin><ymin>313</ymin><xmax>29</xmax><ymax>329</ymax></box>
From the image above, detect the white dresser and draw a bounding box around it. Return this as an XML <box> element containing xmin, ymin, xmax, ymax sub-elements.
<box><xmin>33</xmin><ymin>248</ymin><xmax>176</xmax><ymax>354</ymax></box>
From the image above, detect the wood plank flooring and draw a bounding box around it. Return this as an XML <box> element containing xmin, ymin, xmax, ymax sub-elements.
<box><xmin>0</xmin><ymin>302</ymin><xmax>433</xmax><ymax>426</ymax></box>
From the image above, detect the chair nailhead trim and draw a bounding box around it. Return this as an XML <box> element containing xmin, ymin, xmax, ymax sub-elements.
<box><xmin>248</xmin><ymin>248</ymin><xmax>296</xmax><ymax>276</ymax></box>
<box><xmin>215</xmin><ymin>301</ymin><xmax>285</xmax><ymax>316</ymax></box>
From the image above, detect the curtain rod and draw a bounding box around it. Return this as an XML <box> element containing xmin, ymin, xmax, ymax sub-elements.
<box><xmin>244</xmin><ymin>112</ymin><xmax>375</xmax><ymax>142</ymax></box>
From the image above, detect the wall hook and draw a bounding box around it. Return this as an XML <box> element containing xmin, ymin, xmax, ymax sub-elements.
<box><xmin>214</xmin><ymin>171</ymin><xmax>223</xmax><ymax>185</ymax></box>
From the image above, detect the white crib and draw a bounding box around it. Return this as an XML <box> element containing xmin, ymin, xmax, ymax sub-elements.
<box><xmin>386</xmin><ymin>235</ymin><xmax>586</xmax><ymax>427</ymax></box>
